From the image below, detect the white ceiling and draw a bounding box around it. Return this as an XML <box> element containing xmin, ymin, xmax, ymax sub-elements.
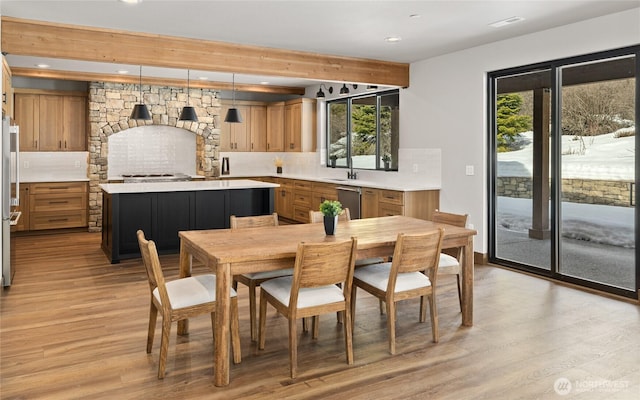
<box><xmin>1</xmin><ymin>0</ymin><xmax>639</xmax><ymax>87</ymax></box>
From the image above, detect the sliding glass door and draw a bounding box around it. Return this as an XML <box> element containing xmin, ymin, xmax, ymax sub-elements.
<box><xmin>559</xmin><ymin>56</ymin><xmax>636</xmax><ymax>291</ymax></box>
<box><xmin>489</xmin><ymin>47</ymin><xmax>639</xmax><ymax>298</ymax></box>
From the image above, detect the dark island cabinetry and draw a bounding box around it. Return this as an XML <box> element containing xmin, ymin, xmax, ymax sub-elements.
<box><xmin>101</xmin><ymin>185</ymin><xmax>274</xmax><ymax>263</ymax></box>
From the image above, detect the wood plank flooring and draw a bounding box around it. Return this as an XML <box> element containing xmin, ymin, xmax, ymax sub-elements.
<box><xmin>1</xmin><ymin>231</ymin><xmax>639</xmax><ymax>399</ymax></box>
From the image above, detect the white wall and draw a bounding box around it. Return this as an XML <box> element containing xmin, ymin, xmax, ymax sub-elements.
<box><xmin>403</xmin><ymin>8</ymin><xmax>640</xmax><ymax>253</ymax></box>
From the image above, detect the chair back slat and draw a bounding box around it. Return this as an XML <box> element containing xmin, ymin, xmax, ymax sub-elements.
<box><xmin>389</xmin><ymin>229</ymin><xmax>444</xmax><ymax>287</ymax></box>
<box><xmin>432</xmin><ymin>210</ymin><xmax>468</xmax><ymax>228</ymax></box>
<box><xmin>308</xmin><ymin>208</ymin><xmax>351</xmax><ymax>223</ymax></box>
<box><xmin>230</xmin><ymin>213</ymin><xmax>279</xmax><ymax>229</ymax></box>
<box><xmin>293</xmin><ymin>239</ymin><xmax>356</xmax><ymax>289</ymax></box>
<box><xmin>137</xmin><ymin>230</ymin><xmax>171</xmax><ymax>310</ymax></box>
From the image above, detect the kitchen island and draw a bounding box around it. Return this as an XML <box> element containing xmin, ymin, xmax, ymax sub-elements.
<box><xmin>100</xmin><ymin>179</ymin><xmax>278</xmax><ymax>263</ymax></box>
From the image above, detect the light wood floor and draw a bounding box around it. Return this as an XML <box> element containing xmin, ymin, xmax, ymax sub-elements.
<box><xmin>1</xmin><ymin>232</ymin><xmax>639</xmax><ymax>399</ymax></box>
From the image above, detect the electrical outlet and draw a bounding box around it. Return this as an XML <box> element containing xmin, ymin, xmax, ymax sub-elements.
<box><xmin>465</xmin><ymin>165</ymin><xmax>474</xmax><ymax>176</ymax></box>
<box><xmin>412</xmin><ymin>164</ymin><xmax>418</xmax><ymax>173</ymax></box>
<box><xmin>23</xmin><ymin>161</ymin><xmax>29</xmax><ymax>168</ymax></box>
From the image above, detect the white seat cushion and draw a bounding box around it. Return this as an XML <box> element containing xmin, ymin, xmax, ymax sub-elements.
<box><xmin>438</xmin><ymin>253</ymin><xmax>460</xmax><ymax>275</ymax></box>
<box><xmin>260</xmin><ymin>276</ymin><xmax>345</xmax><ymax>309</ymax></box>
<box><xmin>354</xmin><ymin>262</ymin><xmax>431</xmax><ymax>293</ymax></box>
<box><xmin>242</xmin><ymin>268</ymin><xmax>293</xmax><ymax>281</ymax></box>
<box><xmin>153</xmin><ymin>274</ymin><xmax>237</xmax><ymax>310</ymax></box>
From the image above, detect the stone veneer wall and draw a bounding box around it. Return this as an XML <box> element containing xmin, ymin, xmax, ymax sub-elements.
<box><xmin>497</xmin><ymin>177</ymin><xmax>634</xmax><ymax>207</ymax></box>
<box><xmin>87</xmin><ymin>82</ymin><xmax>221</xmax><ymax>232</ymax></box>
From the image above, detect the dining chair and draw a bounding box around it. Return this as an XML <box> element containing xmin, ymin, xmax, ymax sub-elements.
<box><xmin>258</xmin><ymin>238</ymin><xmax>358</xmax><ymax>379</ymax></box>
<box><xmin>137</xmin><ymin>230</ymin><xmax>241</xmax><ymax>379</ymax></box>
<box><xmin>351</xmin><ymin>229</ymin><xmax>444</xmax><ymax>355</ymax></box>
<box><xmin>230</xmin><ymin>213</ymin><xmax>294</xmax><ymax>341</ymax></box>
<box><xmin>431</xmin><ymin>210</ymin><xmax>468</xmax><ymax>311</ymax></box>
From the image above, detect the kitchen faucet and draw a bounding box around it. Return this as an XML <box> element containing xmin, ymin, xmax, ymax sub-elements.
<box><xmin>347</xmin><ymin>158</ymin><xmax>358</xmax><ymax>180</ymax></box>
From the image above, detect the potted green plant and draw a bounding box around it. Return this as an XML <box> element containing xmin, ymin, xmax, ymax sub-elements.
<box><xmin>382</xmin><ymin>153</ymin><xmax>391</xmax><ymax>171</ymax></box>
<box><xmin>319</xmin><ymin>200</ymin><xmax>342</xmax><ymax>235</ymax></box>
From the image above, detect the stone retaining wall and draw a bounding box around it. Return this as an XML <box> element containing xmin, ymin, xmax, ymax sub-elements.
<box><xmin>497</xmin><ymin>177</ymin><xmax>634</xmax><ymax>207</ymax></box>
<box><xmin>87</xmin><ymin>82</ymin><xmax>222</xmax><ymax>232</ymax></box>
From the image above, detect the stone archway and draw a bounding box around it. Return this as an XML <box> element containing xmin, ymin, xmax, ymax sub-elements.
<box><xmin>87</xmin><ymin>81</ymin><xmax>221</xmax><ymax>232</ymax></box>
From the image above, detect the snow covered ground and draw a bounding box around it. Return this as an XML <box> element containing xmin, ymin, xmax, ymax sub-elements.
<box><xmin>497</xmin><ymin>129</ymin><xmax>635</xmax><ymax>248</ymax></box>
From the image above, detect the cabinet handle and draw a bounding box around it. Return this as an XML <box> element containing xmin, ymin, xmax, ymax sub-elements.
<box><xmin>251</xmin><ymin>143</ymin><xmax>253</xmax><ymax>150</ymax></box>
<box><xmin>59</xmin><ymin>140</ymin><xmax>62</xmax><ymax>149</ymax></box>
<box><xmin>49</xmin><ymin>187</ymin><xmax>69</xmax><ymax>190</ymax></box>
<box><xmin>48</xmin><ymin>201</ymin><xmax>69</xmax><ymax>204</ymax></box>
<box><xmin>267</xmin><ymin>143</ymin><xmax>270</xmax><ymax>150</ymax></box>
<box><xmin>48</xmin><ymin>218</ymin><xmax>69</xmax><ymax>222</ymax></box>
<box><xmin>65</xmin><ymin>140</ymin><xmax>67</xmax><ymax>149</ymax></box>
<box><xmin>2</xmin><ymin>93</ymin><xmax>5</xmax><ymax>104</ymax></box>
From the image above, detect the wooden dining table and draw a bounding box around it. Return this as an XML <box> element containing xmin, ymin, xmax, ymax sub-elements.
<box><xmin>177</xmin><ymin>215</ymin><xmax>477</xmax><ymax>386</ymax></box>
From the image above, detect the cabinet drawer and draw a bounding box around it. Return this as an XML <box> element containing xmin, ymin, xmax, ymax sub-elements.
<box><xmin>30</xmin><ymin>193</ymin><xmax>86</xmax><ymax>212</ymax></box>
<box><xmin>293</xmin><ymin>205</ymin><xmax>311</xmax><ymax>222</ymax></box>
<box><xmin>378</xmin><ymin>189</ymin><xmax>404</xmax><ymax>205</ymax></box>
<box><xmin>30</xmin><ymin>210</ymin><xmax>87</xmax><ymax>230</ymax></box>
<box><xmin>294</xmin><ymin>180</ymin><xmax>313</xmax><ymax>191</ymax></box>
<box><xmin>293</xmin><ymin>190</ymin><xmax>312</xmax><ymax>206</ymax></box>
<box><xmin>378</xmin><ymin>202</ymin><xmax>404</xmax><ymax>217</ymax></box>
<box><xmin>30</xmin><ymin>181</ymin><xmax>87</xmax><ymax>194</ymax></box>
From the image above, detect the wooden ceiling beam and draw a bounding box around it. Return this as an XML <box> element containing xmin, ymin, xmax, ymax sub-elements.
<box><xmin>10</xmin><ymin>67</ymin><xmax>306</xmax><ymax>95</ymax></box>
<box><xmin>1</xmin><ymin>16</ymin><xmax>409</xmax><ymax>88</ymax></box>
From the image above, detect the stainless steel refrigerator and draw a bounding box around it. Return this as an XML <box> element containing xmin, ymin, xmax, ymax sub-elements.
<box><xmin>2</xmin><ymin>115</ymin><xmax>20</xmax><ymax>287</ymax></box>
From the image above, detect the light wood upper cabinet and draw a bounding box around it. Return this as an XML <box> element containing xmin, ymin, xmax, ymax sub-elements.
<box><xmin>250</xmin><ymin>105</ymin><xmax>267</xmax><ymax>152</ymax></box>
<box><xmin>63</xmin><ymin>96</ymin><xmax>87</xmax><ymax>151</ymax></box>
<box><xmin>38</xmin><ymin>95</ymin><xmax>64</xmax><ymax>151</ymax></box>
<box><xmin>14</xmin><ymin>90</ymin><xmax>87</xmax><ymax>152</ymax></box>
<box><xmin>220</xmin><ymin>103</ymin><xmax>250</xmax><ymax>152</ymax></box>
<box><xmin>2</xmin><ymin>56</ymin><xmax>13</xmax><ymax>118</ymax></box>
<box><xmin>284</xmin><ymin>98</ymin><xmax>316</xmax><ymax>152</ymax></box>
<box><xmin>15</xmin><ymin>94</ymin><xmax>40</xmax><ymax>151</ymax></box>
<box><xmin>266</xmin><ymin>102</ymin><xmax>284</xmax><ymax>152</ymax></box>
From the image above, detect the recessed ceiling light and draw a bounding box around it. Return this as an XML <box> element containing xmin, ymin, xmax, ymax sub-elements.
<box><xmin>198</xmin><ymin>77</ymin><xmax>209</xmax><ymax>81</ymax></box>
<box><xmin>35</xmin><ymin>64</ymin><xmax>50</xmax><ymax>68</ymax></box>
<box><xmin>489</xmin><ymin>16</ymin><xmax>525</xmax><ymax>28</ymax></box>
<box><xmin>409</xmin><ymin>14</ymin><xmax>421</xmax><ymax>19</ymax></box>
<box><xmin>117</xmin><ymin>70</ymin><xmax>129</xmax><ymax>74</ymax></box>
<box><xmin>260</xmin><ymin>81</ymin><xmax>269</xmax><ymax>85</ymax></box>
<box><xmin>384</xmin><ymin>36</ymin><xmax>402</xmax><ymax>43</ymax></box>
<box><xmin>119</xmin><ymin>0</ymin><xmax>143</xmax><ymax>4</ymax></box>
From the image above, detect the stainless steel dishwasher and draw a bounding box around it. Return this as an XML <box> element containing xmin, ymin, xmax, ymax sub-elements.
<box><xmin>337</xmin><ymin>186</ymin><xmax>361</xmax><ymax>219</ymax></box>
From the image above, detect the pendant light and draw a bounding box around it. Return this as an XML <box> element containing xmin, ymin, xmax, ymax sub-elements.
<box><xmin>130</xmin><ymin>65</ymin><xmax>151</xmax><ymax>120</ymax></box>
<box><xmin>179</xmin><ymin>69</ymin><xmax>198</xmax><ymax>122</ymax></box>
<box><xmin>339</xmin><ymin>83</ymin><xmax>350</xmax><ymax>95</ymax></box>
<box><xmin>224</xmin><ymin>73</ymin><xmax>243</xmax><ymax>123</ymax></box>
<box><xmin>316</xmin><ymin>84</ymin><xmax>333</xmax><ymax>99</ymax></box>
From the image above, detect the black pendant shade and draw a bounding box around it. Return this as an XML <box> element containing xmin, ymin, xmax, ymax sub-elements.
<box><xmin>224</xmin><ymin>107</ymin><xmax>243</xmax><ymax>123</ymax></box>
<box><xmin>179</xmin><ymin>106</ymin><xmax>198</xmax><ymax>122</ymax></box>
<box><xmin>339</xmin><ymin>84</ymin><xmax>350</xmax><ymax>95</ymax></box>
<box><xmin>130</xmin><ymin>103</ymin><xmax>151</xmax><ymax>120</ymax></box>
<box><xmin>130</xmin><ymin>65</ymin><xmax>152</xmax><ymax>120</ymax></box>
<box><xmin>225</xmin><ymin>73</ymin><xmax>242</xmax><ymax>123</ymax></box>
<box><xmin>179</xmin><ymin>69</ymin><xmax>198</xmax><ymax>122</ymax></box>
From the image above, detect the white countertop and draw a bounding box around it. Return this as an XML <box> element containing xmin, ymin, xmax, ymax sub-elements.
<box><xmin>100</xmin><ymin>179</ymin><xmax>280</xmax><ymax>194</ymax></box>
<box><xmin>225</xmin><ymin>173</ymin><xmax>440</xmax><ymax>192</ymax></box>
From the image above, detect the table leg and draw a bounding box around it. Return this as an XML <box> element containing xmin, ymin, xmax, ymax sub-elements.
<box><xmin>461</xmin><ymin>236</ymin><xmax>474</xmax><ymax>326</ymax></box>
<box><xmin>214</xmin><ymin>261</ymin><xmax>231</xmax><ymax>387</ymax></box>
<box><xmin>177</xmin><ymin>239</ymin><xmax>192</xmax><ymax>335</ymax></box>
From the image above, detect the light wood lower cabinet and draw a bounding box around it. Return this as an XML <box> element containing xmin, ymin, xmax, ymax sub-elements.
<box><xmin>28</xmin><ymin>182</ymin><xmax>88</xmax><ymax>230</ymax></box>
<box><xmin>271</xmin><ymin>177</ymin><xmax>439</xmax><ymax>222</ymax></box>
